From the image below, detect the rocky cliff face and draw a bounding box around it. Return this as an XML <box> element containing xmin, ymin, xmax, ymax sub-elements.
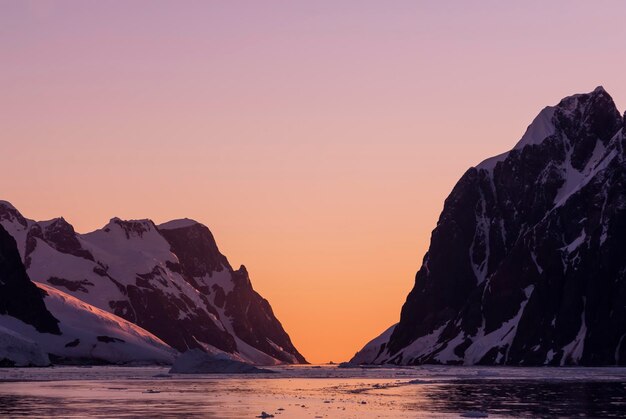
<box><xmin>159</xmin><ymin>221</ymin><xmax>306</xmax><ymax>364</ymax></box>
<box><xmin>0</xmin><ymin>222</ymin><xmax>60</xmax><ymax>335</ymax></box>
<box><xmin>0</xmin><ymin>205</ymin><xmax>305</xmax><ymax>364</ymax></box>
<box><xmin>353</xmin><ymin>87</ymin><xmax>626</xmax><ymax>366</ymax></box>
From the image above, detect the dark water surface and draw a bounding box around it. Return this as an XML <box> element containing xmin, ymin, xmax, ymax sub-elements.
<box><xmin>406</xmin><ymin>380</ymin><xmax>626</xmax><ymax>417</ymax></box>
<box><xmin>0</xmin><ymin>365</ymin><xmax>624</xmax><ymax>418</ymax></box>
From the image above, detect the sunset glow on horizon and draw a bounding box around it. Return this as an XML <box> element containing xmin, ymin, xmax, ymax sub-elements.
<box><xmin>2</xmin><ymin>0</ymin><xmax>626</xmax><ymax>363</ymax></box>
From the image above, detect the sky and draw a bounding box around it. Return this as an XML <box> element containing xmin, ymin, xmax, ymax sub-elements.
<box><xmin>1</xmin><ymin>0</ymin><xmax>625</xmax><ymax>363</ymax></box>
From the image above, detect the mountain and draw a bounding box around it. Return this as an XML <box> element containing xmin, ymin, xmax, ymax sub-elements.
<box><xmin>0</xmin><ymin>203</ymin><xmax>305</xmax><ymax>365</ymax></box>
<box><xmin>0</xmin><ymin>220</ymin><xmax>174</xmax><ymax>366</ymax></box>
<box><xmin>353</xmin><ymin>87</ymin><xmax>626</xmax><ymax>366</ymax></box>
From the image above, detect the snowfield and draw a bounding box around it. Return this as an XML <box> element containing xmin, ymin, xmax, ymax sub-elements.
<box><xmin>0</xmin><ymin>283</ymin><xmax>176</xmax><ymax>365</ymax></box>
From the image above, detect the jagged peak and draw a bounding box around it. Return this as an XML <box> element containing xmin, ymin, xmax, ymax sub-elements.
<box><xmin>513</xmin><ymin>105</ymin><xmax>557</xmax><ymax>150</ymax></box>
<box><xmin>38</xmin><ymin>217</ymin><xmax>82</xmax><ymax>240</ymax></box>
<box><xmin>0</xmin><ymin>200</ymin><xmax>28</xmax><ymax>227</ymax></box>
<box><xmin>104</xmin><ymin>217</ymin><xmax>157</xmax><ymax>239</ymax></box>
<box><xmin>476</xmin><ymin>87</ymin><xmax>622</xmax><ymax>172</ymax></box>
<box><xmin>108</xmin><ymin>216</ymin><xmax>154</xmax><ymax>226</ymax></box>
<box><xmin>0</xmin><ymin>200</ymin><xmax>17</xmax><ymax>211</ymax></box>
<box><xmin>158</xmin><ymin>218</ymin><xmax>200</xmax><ymax>230</ymax></box>
<box><xmin>38</xmin><ymin>217</ymin><xmax>71</xmax><ymax>229</ymax></box>
<box><xmin>555</xmin><ymin>85</ymin><xmax>616</xmax><ymax>116</ymax></box>
<box><xmin>515</xmin><ymin>87</ymin><xmax>619</xmax><ymax>149</ymax></box>
<box><xmin>475</xmin><ymin>105</ymin><xmax>557</xmax><ymax>171</ymax></box>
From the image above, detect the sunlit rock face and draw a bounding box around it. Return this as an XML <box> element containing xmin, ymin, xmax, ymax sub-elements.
<box><xmin>0</xmin><ymin>205</ymin><xmax>306</xmax><ymax>365</ymax></box>
<box><xmin>353</xmin><ymin>87</ymin><xmax>626</xmax><ymax>366</ymax></box>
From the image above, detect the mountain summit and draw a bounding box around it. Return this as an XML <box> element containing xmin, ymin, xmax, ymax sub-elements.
<box><xmin>353</xmin><ymin>87</ymin><xmax>626</xmax><ymax>366</ymax></box>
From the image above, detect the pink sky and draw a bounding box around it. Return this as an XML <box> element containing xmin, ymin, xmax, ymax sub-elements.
<box><xmin>1</xmin><ymin>1</ymin><xmax>625</xmax><ymax>363</ymax></box>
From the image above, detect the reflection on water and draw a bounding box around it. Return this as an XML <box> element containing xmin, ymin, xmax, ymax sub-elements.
<box><xmin>0</xmin><ymin>393</ymin><xmax>224</xmax><ymax>418</ymax></box>
<box><xmin>0</xmin><ymin>366</ymin><xmax>625</xmax><ymax>418</ymax></box>
<box><xmin>406</xmin><ymin>380</ymin><xmax>626</xmax><ymax>418</ymax></box>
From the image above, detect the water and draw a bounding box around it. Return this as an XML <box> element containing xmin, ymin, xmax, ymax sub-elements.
<box><xmin>0</xmin><ymin>365</ymin><xmax>625</xmax><ymax>417</ymax></box>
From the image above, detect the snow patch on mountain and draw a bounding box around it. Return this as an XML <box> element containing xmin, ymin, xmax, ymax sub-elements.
<box><xmin>476</xmin><ymin>106</ymin><xmax>556</xmax><ymax>171</ymax></box>
<box><xmin>560</xmin><ymin>298</ymin><xmax>587</xmax><ymax>366</ymax></box>
<box><xmin>0</xmin><ymin>283</ymin><xmax>176</xmax><ymax>364</ymax></box>
<box><xmin>514</xmin><ymin>106</ymin><xmax>557</xmax><ymax>150</ymax></box>
<box><xmin>350</xmin><ymin>324</ymin><xmax>397</xmax><ymax>364</ymax></box>
<box><xmin>463</xmin><ymin>285</ymin><xmax>534</xmax><ymax>365</ymax></box>
<box><xmin>0</xmin><ymin>204</ymin><xmax>306</xmax><ymax>365</ymax></box>
<box><xmin>404</xmin><ymin>324</ymin><xmax>447</xmax><ymax>363</ymax></box>
<box><xmin>158</xmin><ymin>219</ymin><xmax>199</xmax><ymax>230</ymax></box>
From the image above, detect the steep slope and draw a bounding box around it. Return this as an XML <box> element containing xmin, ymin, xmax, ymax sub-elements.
<box><xmin>350</xmin><ymin>324</ymin><xmax>397</xmax><ymax>365</ymax></box>
<box><xmin>0</xmin><ymin>283</ymin><xmax>175</xmax><ymax>365</ymax></box>
<box><xmin>0</xmin><ymin>205</ymin><xmax>305</xmax><ymax>364</ymax></box>
<box><xmin>0</xmin><ymin>219</ymin><xmax>173</xmax><ymax>365</ymax></box>
<box><xmin>0</xmin><ymin>222</ymin><xmax>59</xmax><ymax>335</ymax></box>
<box><xmin>159</xmin><ymin>221</ymin><xmax>305</xmax><ymax>364</ymax></box>
<box><xmin>353</xmin><ymin>87</ymin><xmax>626</xmax><ymax>366</ymax></box>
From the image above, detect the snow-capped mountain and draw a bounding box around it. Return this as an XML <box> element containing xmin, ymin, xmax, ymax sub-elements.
<box><xmin>353</xmin><ymin>87</ymin><xmax>626</xmax><ymax>366</ymax></box>
<box><xmin>0</xmin><ymin>221</ymin><xmax>174</xmax><ymax>366</ymax></box>
<box><xmin>0</xmin><ymin>203</ymin><xmax>305</xmax><ymax>365</ymax></box>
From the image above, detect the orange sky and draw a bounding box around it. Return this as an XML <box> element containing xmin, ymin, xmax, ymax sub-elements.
<box><xmin>2</xmin><ymin>1</ymin><xmax>625</xmax><ymax>363</ymax></box>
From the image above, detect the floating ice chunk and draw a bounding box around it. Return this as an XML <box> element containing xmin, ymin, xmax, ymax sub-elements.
<box><xmin>169</xmin><ymin>349</ymin><xmax>275</xmax><ymax>374</ymax></box>
<box><xmin>407</xmin><ymin>379</ymin><xmax>428</xmax><ymax>384</ymax></box>
<box><xmin>0</xmin><ymin>325</ymin><xmax>50</xmax><ymax>367</ymax></box>
<box><xmin>337</xmin><ymin>362</ymin><xmax>360</xmax><ymax>368</ymax></box>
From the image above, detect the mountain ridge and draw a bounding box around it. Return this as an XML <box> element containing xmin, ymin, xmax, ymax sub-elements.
<box><xmin>0</xmin><ymin>202</ymin><xmax>306</xmax><ymax>365</ymax></box>
<box><xmin>353</xmin><ymin>87</ymin><xmax>626</xmax><ymax>366</ymax></box>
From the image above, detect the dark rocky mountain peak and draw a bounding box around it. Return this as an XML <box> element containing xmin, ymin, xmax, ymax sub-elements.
<box><xmin>39</xmin><ymin>218</ymin><xmax>94</xmax><ymax>261</ymax></box>
<box><xmin>353</xmin><ymin>87</ymin><xmax>626</xmax><ymax>366</ymax></box>
<box><xmin>0</xmin><ymin>201</ymin><xmax>27</xmax><ymax>228</ymax></box>
<box><xmin>105</xmin><ymin>217</ymin><xmax>157</xmax><ymax>239</ymax></box>
<box><xmin>158</xmin><ymin>220</ymin><xmax>307</xmax><ymax>364</ymax></box>
<box><xmin>158</xmin><ymin>220</ymin><xmax>231</xmax><ymax>279</ymax></box>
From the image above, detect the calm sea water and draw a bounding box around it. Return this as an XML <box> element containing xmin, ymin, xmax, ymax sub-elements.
<box><xmin>0</xmin><ymin>365</ymin><xmax>624</xmax><ymax>418</ymax></box>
